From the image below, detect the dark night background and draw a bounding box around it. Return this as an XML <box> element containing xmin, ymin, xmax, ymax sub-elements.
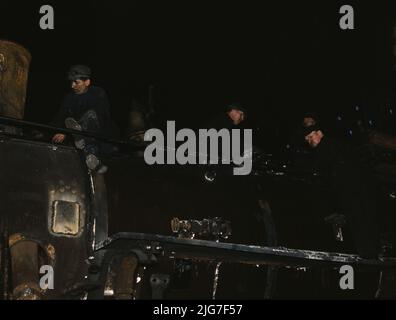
<box><xmin>2</xmin><ymin>0</ymin><xmax>396</xmax><ymax>148</ymax></box>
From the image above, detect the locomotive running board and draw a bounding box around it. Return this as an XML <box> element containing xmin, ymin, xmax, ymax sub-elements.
<box><xmin>95</xmin><ymin>232</ymin><xmax>396</xmax><ymax>271</ymax></box>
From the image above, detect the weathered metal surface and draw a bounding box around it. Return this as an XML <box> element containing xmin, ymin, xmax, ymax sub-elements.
<box><xmin>0</xmin><ymin>40</ymin><xmax>31</xmax><ymax>119</ymax></box>
<box><xmin>113</xmin><ymin>255</ymin><xmax>139</xmax><ymax>299</ymax></box>
<box><xmin>8</xmin><ymin>233</ymin><xmax>26</xmax><ymax>247</ymax></box>
<box><xmin>0</xmin><ymin>136</ymin><xmax>93</xmax><ymax>299</ymax></box>
<box><xmin>96</xmin><ymin>232</ymin><xmax>396</xmax><ymax>270</ymax></box>
<box><xmin>10</xmin><ymin>241</ymin><xmax>41</xmax><ymax>299</ymax></box>
<box><xmin>90</xmin><ymin>231</ymin><xmax>396</xmax><ymax>299</ymax></box>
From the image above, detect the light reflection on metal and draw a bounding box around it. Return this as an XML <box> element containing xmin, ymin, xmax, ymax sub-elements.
<box><xmin>212</xmin><ymin>262</ymin><xmax>222</xmax><ymax>300</ymax></box>
<box><xmin>52</xmin><ymin>200</ymin><xmax>80</xmax><ymax>235</ymax></box>
<box><xmin>204</xmin><ymin>170</ymin><xmax>216</xmax><ymax>182</ymax></box>
<box><xmin>48</xmin><ymin>182</ymin><xmax>86</xmax><ymax>237</ymax></box>
<box><xmin>92</xmin><ymin>218</ymin><xmax>96</xmax><ymax>251</ymax></box>
<box><xmin>104</xmin><ymin>288</ymin><xmax>114</xmax><ymax>297</ymax></box>
<box><xmin>296</xmin><ymin>267</ymin><xmax>308</xmax><ymax>272</ymax></box>
<box><xmin>89</xmin><ymin>174</ymin><xmax>95</xmax><ymax>196</ymax></box>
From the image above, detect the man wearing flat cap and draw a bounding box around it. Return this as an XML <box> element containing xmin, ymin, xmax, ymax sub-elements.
<box><xmin>51</xmin><ymin>65</ymin><xmax>114</xmax><ymax>173</ymax></box>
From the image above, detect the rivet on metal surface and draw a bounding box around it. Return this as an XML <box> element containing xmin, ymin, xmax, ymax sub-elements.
<box><xmin>46</xmin><ymin>244</ymin><xmax>56</xmax><ymax>262</ymax></box>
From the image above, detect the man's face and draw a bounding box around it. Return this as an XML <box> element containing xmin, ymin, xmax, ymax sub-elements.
<box><xmin>228</xmin><ymin>109</ymin><xmax>245</xmax><ymax>125</ymax></box>
<box><xmin>305</xmin><ymin>130</ymin><xmax>324</xmax><ymax>148</ymax></box>
<box><xmin>303</xmin><ymin>117</ymin><xmax>316</xmax><ymax>127</ymax></box>
<box><xmin>71</xmin><ymin>79</ymin><xmax>90</xmax><ymax>94</ymax></box>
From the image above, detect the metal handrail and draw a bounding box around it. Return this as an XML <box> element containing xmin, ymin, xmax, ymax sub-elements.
<box><xmin>0</xmin><ymin>115</ymin><xmax>142</xmax><ymax>148</ymax></box>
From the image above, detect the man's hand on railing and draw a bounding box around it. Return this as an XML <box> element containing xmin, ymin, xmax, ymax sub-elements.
<box><xmin>52</xmin><ymin>133</ymin><xmax>66</xmax><ymax>143</ymax></box>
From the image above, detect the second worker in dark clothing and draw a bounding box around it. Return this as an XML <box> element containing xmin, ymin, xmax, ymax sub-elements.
<box><xmin>303</xmin><ymin>125</ymin><xmax>380</xmax><ymax>258</ymax></box>
<box><xmin>52</xmin><ymin>65</ymin><xmax>114</xmax><ymax>173</ymax></box>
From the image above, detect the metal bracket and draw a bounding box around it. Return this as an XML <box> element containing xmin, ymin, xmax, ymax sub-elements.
<box><xmin>150</xmin><ymin>274</ymin><xmax>170</xmax><ymax>299</ymax></box>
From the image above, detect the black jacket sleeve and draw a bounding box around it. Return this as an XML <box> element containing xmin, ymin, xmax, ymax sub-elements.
<box><xmin>50</xmin><ymin>97</ymin><xmax>69</xmax><ymax>128</ymax></box>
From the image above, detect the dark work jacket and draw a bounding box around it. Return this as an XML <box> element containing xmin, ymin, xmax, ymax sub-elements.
<box><xmin>312</xmin><ymin>137</ymin><xmax>373</xmax><ymax>193</ymax></box>
<box><xmin>52</xmin><ymin>86</ymin><xmax>114</xmax><ymax>136</ymax></box>
<box><xmin>311</xmin><ymin>137</ymin><xmax>380</xmax><ymax>258</ymax></box>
